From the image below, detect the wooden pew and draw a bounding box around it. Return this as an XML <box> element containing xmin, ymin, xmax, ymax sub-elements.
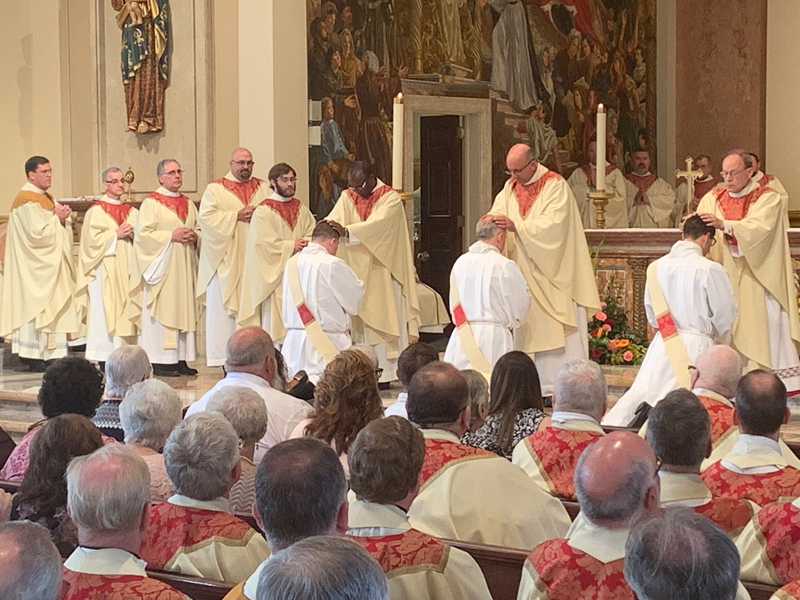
<box><xmin>743</xmin><ymin>581</ymin><xmax>779</xmax><ymax>600</ymax></box>
<box><xmin>0</xmin><ymin>479</ymin><xmax>20</xmax><ymax>494</ymax></box>
<box><xmin>446</xmin><ymin>539</ymin><xmax>528</xmax><ymax>600</ymax></box>
<box><xmin>147</xmin><ymin>570</ymin><xmax>233</xmax><ymax>600</ymax></box>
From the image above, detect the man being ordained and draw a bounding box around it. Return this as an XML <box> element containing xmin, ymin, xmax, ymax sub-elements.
<box><xmin>750</xmin><ymin>151</ymin><xmax>789</xmax><ymax>211</ymax></box>
<box><xmin>488</xmin><ymin>143</ymin><xmax>600</xmax><ymax>396</ymax></box>
<box><xmin>698</xmin><ymin>149</ymin><xmax>800</xmax><ymax>393</ymax></box>
<box><xmin>0</xmin><ymin>156</ymin><xmax>78</xmax><ymax>371</ymax></box>
<box><xmin>197</xmin><ymin>148</ymin><xmax>269</xmax><ymax>367</ymax></box>
<box><xmin>568</xmin><ymin>136</ymin><xmax>630</xmax><ymax>229</ymax></box>
<box><xmin>132</xmin><ymin>159</ymin><xmax>200</xmax><ymax>377</ymax></box>
<box><xmin>626</xmin><ymin>148</ymin><xmax>677</xmax><ymax>228</ymax></box>
<box><xmin>75</xmin><ymin>167</ymin><xmax>139</xmax><ymax>363</ymax></box>
<box><xmin>238</xmin><ymin>163</ymin><xmax>316</xmax><ymax>342</ymax></box>
<box><xmin>673</xmin><ymin>154</ymin><xmax>718</xmax><ymax>224</ymax></box>
<box><xmin>325</xmin><ymin>161</ymin><xmax>420</xmax><ymax>384</ymax></box>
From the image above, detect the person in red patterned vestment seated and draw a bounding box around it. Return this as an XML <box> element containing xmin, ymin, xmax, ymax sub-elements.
<box><xmin>512</xmin><ymin>359</ymin><xmax>606</xmax><ymax>499</ymax></box>
<box><xmin>645</xmin><ymin>389</ymin><xmax>758</xmax><ymax>541</ymax></box>
<box><xmin>405</xmin><ymin>362</ymin><xmax>570</xmax><ymax>550</ymax></box>
<box><xmin>347</xmin><ymin>416</ymin><xmax>492</xmax><ymax>600</ymax></box>
<box><xmin>0</xmin><ymin>521</ymin><xmax>63</xmax><ymax>600</ymax></box>
<box><xmin>702</xmin><ymin>370</ymin><xmax>800</xmax><ymax>507</ymax></box>
<box><xmin>61</xmin><ymin>444</ymin><xmax>189</xmax><ymax>600</ymax></box>
<box><xmin>517</xmin><ymin>431</ymin><xmax>659</xmax><ymax>600</ymax></box>
<box><xmin>140</xmin><ymin>413</ymin><xmax>269</xmax><ymax>583</ymax></box>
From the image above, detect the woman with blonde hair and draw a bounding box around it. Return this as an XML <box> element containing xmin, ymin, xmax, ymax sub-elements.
<box><xmin>290</xmin><ymin>349</ymin><xmax>383</xmax><ymax>477</ymax></box>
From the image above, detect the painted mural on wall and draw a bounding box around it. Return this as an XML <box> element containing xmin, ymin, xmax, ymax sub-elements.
<box><xmin>307</xmin><ymin>0</ymin><xmax>656</xmax><ymax>215</ymax></box>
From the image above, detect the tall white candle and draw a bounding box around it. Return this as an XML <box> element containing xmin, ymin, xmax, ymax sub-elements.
<box><xmin>596</xmin><ymin>103</ymin><xmax>606</xmax><ymax>193</ymax></box>
<box><xmin>392</xmin><ymin>93</ymin><xmax>404</xmax><ymax>190</ymax></box>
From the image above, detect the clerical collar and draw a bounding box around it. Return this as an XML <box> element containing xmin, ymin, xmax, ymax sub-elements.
<box><xmin>101</xmin><ymin>194</ymin><xmax>123</xmax><ymax>205</ymax></box>
<box><xmin>469</xmin><ymin>240</ymin><xmax>500</xmax><ymax>254</ymax></box>
<box><xmin>752</xmin><ymin>170</ymin><xmax>764</xmax><ymax>181</ymax></box>
<box><xmin>225</xmin><ymin>171</ymin><xmax>248</xmax><ymax>183</ymax></box>
<box><xmin>729</xmin><ymin>178</ymin><xmax>756</xmax><ymax>198</ymax></box>
<box><xmin>630</xmin><ymin>171</ymin><xmax>652</xmax><ymax>177</ymax></box>
<box><xmin>697</xmin><ymin>174</ymin><xmax>714</xmax><ymax>183</ymax></box>
<box><xmin>268</xmin><ymin>191</ymin><xmax>293</xmax><ymax>203</ymax></box>
<box><xmin>523</xmin><ymin>163</ymin><xmax>547</xmax><ymax>185</ymax></box>
<box><xmin>306</xmin><ymin>242</ymin><xmax>327</xmax><ymax>254</ymax></box>
<box><xmin>21</xmin><ymin>181</ymin><xmax>46</xmax><ymax>194</ymax></box>
<box><xmin>156</xmin><ymin>186</ymin><xmax>181</xmax><ymax>197</ymax></box>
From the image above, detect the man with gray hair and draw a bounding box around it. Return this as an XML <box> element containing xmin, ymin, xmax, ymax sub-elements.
<box><xmin>186</xmin><ymin>326</ymin><xmax>312</xmax><ymax>461</ymax></box>
<box><xmin>517</xmin><ymin>431</ymin><xmax>660</xmax><ymax>600</ymax></box>
<box><xmin>0</xmin><ymin>521</ymin><xmax>63</xmax><ymax>600</ymax></box>
<box><xmin>62</xmin><ymin>444</ymin><xmax>189</xmax><ymax>599</ymax></box>
<box><xmin>512</xmin><ymin>359</ymin><xmax>605</xmax><ymax>499</ymax></box>
<box><xmin>443</xmin><ymin>215</ymin><xmax>530</xmax><ymax>376</ymax></box>
<box><xmin>92</xmin><ymin>345</ymin><xmax>152</xmax><ymax>441</ymax></box>
<box><xmin>257</xmin><ymin>537</ymin><xmax>388</xmax><ymax>600</ymax></box>
<box><xmin>140</xmin><ymin>412</ymin><xmax>269</xmax><ymax>583</ymax></box>
<box><xmin>76</xmin><ymin>166</ymin><xmax>140</xmax><ymax>365</ymax></box>
<box><xmin>132</xmin><ymin>158</ymin><xmax>200</xmax><ymax>377</ymax></box>
<box><xmin>462</xmin><ymin>369</ymin><xmax>490</xmax><ymax>432</ymax></box>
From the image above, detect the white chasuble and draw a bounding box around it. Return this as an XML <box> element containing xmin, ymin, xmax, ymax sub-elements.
<box><xmin>568</xmin><ymin>164</ymin><xmax>630</xmax><ymax>229</ymax></box>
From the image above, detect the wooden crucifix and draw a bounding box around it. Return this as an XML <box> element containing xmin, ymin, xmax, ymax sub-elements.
<box><xmin>675</xmin><ymin>156</ymin><xmax>704</xmax><ymax>221</ymax></box>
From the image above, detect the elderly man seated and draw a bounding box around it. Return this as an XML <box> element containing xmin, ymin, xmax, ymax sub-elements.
<box><xmin>406</xmin><ymin>362</ymin><xmax>570</xmax><ymax>550</ymax></box>
<box><xmin>513</xmin><ymin>359</ymin><xmax>606</xmax><ymax>499</ymax></box>
<box><xmin>702</xmin><ymin>370</ymin><xmax>800</xmax><ymax>506</ymax></box>
<box><xmin>646</xmin><ymin>389</ymin><xmax>757</xmax><ymax>540</ymax></box>
<box><xmin>140</xmin><ymin>413</ymin><xmax>268</xmax><ymax>583</ymax></box>
<box><xmin>93</xmin><ymin>345</ymin><xmax>152</xmax><ymax>441</ymax></box>
<box><xmin>0</xmin><ymin>521</ymin><xmax>63</xmax><ymax>600</ymax></box>
<box><xmin>517</xmin><ymin>431</ymin><xmax>659</xmax><ymax>600</ymax></box>
<box><xmin>347</xmin><ymin>416</ymin><xmax>492</xmax><ymax>600</ymax></box>
<box><xmin>61</xmin><ymin>445</ymin><xmax>189</xmax><ymax>600</ymax></box>
<box><xmin>461</xmin><ymin>369</ymin><xmax>490</xmax><ymax>432</ymax></box>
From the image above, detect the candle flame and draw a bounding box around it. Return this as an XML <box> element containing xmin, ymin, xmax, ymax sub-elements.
<box><xmin>598</xmin><ymin>103</ymin><xmax>605</xmax><ymax>112</ymax></box>
<box><xmin>395</xmin><ymin>93</ymin><xmax>404</xmax><ymax>103</ymax></box>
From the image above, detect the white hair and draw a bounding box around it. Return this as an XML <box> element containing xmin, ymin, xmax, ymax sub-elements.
<box><xmin>156</xmin><ymin>158</ymin><xmax>179</xmax><ymax>176</ymax></box>
<box><xmin>553</xmin><ymin>359</ymin><xmax>607</xmax><ymax>415</ymax></box>
<box><xmin>461</xmin><ymin>369</ymin><xmax>489</xmax><ymax>425</ymax></box>
<box><xmin>206</xmin><ymin>386</ymin><xmax>268</xmax><ymax>446</ymax></box>
<box><xmin>105</xmin><ymin>345</ymin><xmax>151</xmax><ymax>399</ymax></box>
<box><xmin>694</xmin><ymin>345</ymin><xmax>742</xmax><ymax>398</ymax></box>
<box><xmin>225</xmin><ymin>331</ymin><xmax>275</xmax><ymax>369</ymax></box>
<box><xmin>67</xmin><ymin>444</ymin><xmax>150</xmax><ymax>533</ymax></box>
<box><xmin>164</xmin><ymin>413</ymin><xmax>240</xmax><ymax>501</ymax></box>
<box><xmin>350</xmin><ymin>343</ymin><xmax>379</xmax><ymax>369</ymax></box>
<box><xmin>475</xmin><ymin>218</ymin><xmax>500</xmax><ymax>240</ymax></box>
<box><xmin>0</xmin><ymin>521</ymin><xmax>63</xmax><ymax>600</ymax></box>
<box><xmin>119</xmin><ymin>379</ymin><xmax>183</xmax><ymax>450</ymax></box>
<box><xmin>102</xmin><ymin>166</ymin><xmax>123</xmax><ymax>183</ymax></box>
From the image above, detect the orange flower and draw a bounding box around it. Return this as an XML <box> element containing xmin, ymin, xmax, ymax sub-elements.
<box><xmin>595</xmin><ymin>311</ymin><xmax>608</xmax><ymax>321</ymax></box>
<box><xmin>593</xmin><ymin>328</ymin><xmax>605</xmax><ymax>338</ymax></box>
<box><xmin>608</xmin><ymin>339</ymin><xmax>621</xmax><ymax>350</ymax></box>
<box><xmin>623</xmin><ymin>350</ymin><xmax>634</xmax><ymax>362</ymax></box>
<box><xmin>616</xmin><ymin>339</ymin><xmax>630</xmax><ymax>348</ymax></box>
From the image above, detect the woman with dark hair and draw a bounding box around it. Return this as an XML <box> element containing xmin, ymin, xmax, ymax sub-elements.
<box><xmin>0</xmin><ymin>357</ymin><xmax>106</xmax><ymax>481</ymax></box>
<box><xmin>10</xmin><ymin>414</ymin><xmax>104</xmax><ymax>556</ymax></box>
<box><xmin>462</xmin><ymin>351</ymin><xmax>547</xmax><ymax>459</ymax></box>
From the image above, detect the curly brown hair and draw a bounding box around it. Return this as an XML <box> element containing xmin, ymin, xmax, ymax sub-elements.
<box><xmin>304</xmin><ymin>349</ymin><xmax>383</xmax><ymax>456</ymax></box>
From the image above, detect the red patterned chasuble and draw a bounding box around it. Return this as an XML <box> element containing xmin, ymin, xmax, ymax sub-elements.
<box><xmin>701</xmin><ymin>463</ymin><xmax>800</xmax><ymax>506</ymax></box>
<box><xmin>712</xmin><ymin>186</ymin><xmax>770</xmax><ymax>221</ymax></box>
<box><xmin>217</xmin><ymin>177</ymin><xmax>263</xmax><ymax>206</ymax></box>
<box><xmin>747</xmin><ymin>502</ymin><xmax>800</xmax><ymax>584</ymax></box>
<box><xmin>419</xmin><ymin>439</ymin><xmax>495</xmax><ymax>489</ymax></box>
<box><xmin>259</xmin><ymin>197</ymin><xmax>302</xmax><ymax>229</ymax></box>
<box><xmin>346</xmin><ymin>185</ymin><xmax>392</xmax><ymax>221</ymax></box>
<box><xmin>696</xmin><ymin>394</ymin><xmax>735</xmax><ymax>447</ymax></box>
<box><xmin>511</xmin><ymin>171</ymin><xmax>560</xmax><ymax>218</ymax></box>
<box><xmin>149</xmin><ymin>192</ymin><xmax>190</xmax><ymax>223</ymax></box>
<box><xmin>625</xmin><ymin>173</ymin><xmax>658</xmax><ymax>193</ymax></box>
<box><xmin>759</xmin><ymin>173</ymin><xmax>776</xmax><ymax>188</ymax></box>
<box><xmin>776</xmin><ymin>580</ymin><xmax>800</xmax><ymax>600</ymax></box>
<box><xmin>96</xmin><ymin>202</ymin><xmax>133</xmax><ymax>226</ymax></box>
<box><xmin>524</xmin><ymin>427</ymin><xmax>604</xmax><ymax>500</ymax></box>
<box><xmin>693</xmin><ymin>496</ymin><xmax>756</xmax><ymax>538</ymax></box>
<box><xmin>693</xmin><ymin>178</ymin><xmax>718</xmax><ymax>200</ymax></box>
<box><xmin>527</xmin><ymin>539</ymin><xmax>634</xmax><ymax>600</ymax></box>
<box><xmin>140</xmin><ymin>502</ymin><xmax>258</xmax><ymax>570</ymax></box>
<box><xmin>62</xmin><ymin>569</ymin><xmax>190</xmax><ymax>600</ymax></box>
<box><xmin>351</xmin><ymin>529</ymin><xmax>448</xmax><ymax>574</ymax></box>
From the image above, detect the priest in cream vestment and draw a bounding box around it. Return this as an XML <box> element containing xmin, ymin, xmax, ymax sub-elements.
<box><xmin>627</xmin><ymin>149</ymin><xmax>677</xmax><ymax>228</ymax></box>
<box><xmin>197</xmin><ymin>148</ymin><xmax>270</xmax><ymax>366</ymax></box>
<box><xmin>75</xmin><ymin>167</ymin><xmax>140</xmax><ymax>362</ymax></box>
<box><xmin>698</xmin><ymin>150</ymin><xmax>800</xmax><ymax>393</ymax></box>
<box><xmin>567</xmin><ymin>138</ymin><xmax>630</xmax><ymax>229</ymax></box>
<box><xmin>326</xmin><ymin>161</ymin><xmax>420</xmax><ymax>383</ymax></box>
<box><xmin>238</xmin><ymin>163</ymin><xmax>316</xmax><ymax>343</ymax></box>
<box><xmin>488</xmin><ymin>144</ymin><xmax>601</xmax><ymax>395</ymax></box>
<box><xmin>0</xmin><ymin>156</ymin><xmax>78</xmax><ymax>367</ymax></box>
<box><xmin>132</xmin><ymin>159</ymin><xmax>200</xmax><ymax>375</ymax></box>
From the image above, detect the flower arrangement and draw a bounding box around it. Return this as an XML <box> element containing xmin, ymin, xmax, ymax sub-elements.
<box><xmin>588</xmin><ymin>290</ymin><xmax>648</xmax><ymax>366</ymax></box>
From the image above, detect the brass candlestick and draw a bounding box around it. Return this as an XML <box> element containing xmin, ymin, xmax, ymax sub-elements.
<box><xmin>398</xmin><ymin>191</ymin><xmax>413</xmax><ymax>206</ymax></box>
<box><xmin>588</xmin><ymin>190</ymin><xmax>615</xmax><ymax>230</ymax></box>
<box><xmin>124</xmin><ymin>168</ymin><xmax>135</xmax><ymax>202</ymax></box>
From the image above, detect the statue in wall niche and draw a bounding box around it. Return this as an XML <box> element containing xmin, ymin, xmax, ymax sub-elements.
<box><xmin>112</xmin><ymin>0</ymin><xmax>170</xmax><ymax>133</ymax></box>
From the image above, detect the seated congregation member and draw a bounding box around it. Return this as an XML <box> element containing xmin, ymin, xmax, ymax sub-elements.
<box><xmin>207</xmin><ymin>386</ymin><xmax>269</xmax><ymax>514</ymax></box>
<box><xmin>257</xmin><ymin>537</ymin><xmax>388</xmax><ymax>600</ymax></box>
<box><xmin>646</xmin><ymin>389</ymin><xmax>757</xmax><ymax>539</ymax></box>
<box><xmin>10</xmin><ymin>414</ymin><xmax>103</xmax><ymax>557</ymax></box>
<box><xmin>223</xmin><ymin>438</ymin><xmax>350</xmax><ymax>600</ymax></box>
<box><xmin>186</xmin><ymin>326</ymin><xmax>312</xmax><ymax>461</ymax></box>
<box><xmin>443</xmin><ymin>216</ymin><xmax>531</xmax><ymax>374</ymax></box>
<box><xmin>383</xmin><ymin>341</ymin><xmax>439</xmax><ymax>419</ymax></box>
<box><xmin>702</xmin><ymin>370</ymin><xmax>800</xmax><ymax>506</ymax></box>
<box><xmin>1</xmin><ymin>356</ymin><xmax>106</xmax><ymax>481</ymax></box>
<box><xmin>290</xmin><ymin>348</ymin><xmax>384</xmax><ymax>477</ymax></box>
<box><xmin>512</xmin><ymin>359</ymin><xmax>605</xmax><ymax>499</ymax></box>
<box><xmin>62</xmin><ymin>445</ymin><xmax>189</xmax><ymax>600</ymax></box>
<box><xmin>92</xmin><ymin>345</ymin><xmax>152</xmax><ymax>441</ymax></box>
<box><xmin>119</xmin><ymin>379</ymin><xmax>183</xmax><ymax>502</ymax></box>
<box><xmin>140</xmin><ymin>413</ymin><xmax>269</xmax><ymax>583</ymax></box>
<box><xmin>406</xmin><ymin>362</ymin><xmax>570</xmax><ymax>549</ymax></box>
<box><xmin>0</xmin><ymin>521</ymin><xmax>63</xmax><ymax>600</ymax></box>
<box><xmin>518</xmin><ymin>432</ymin><xmax>659</xmax><ymax>600</ymax></box>
<box><xmin>625</xmin><ymin>508</ymin><xmax>747</xmax><ymax>600</ymax></box>
<box><xmin>347</xmin><ymin>416</ymin><xmax>493</xmax><ymax>600</ymax></box>
<box><xmin>462</xmin><ymin>351</ymin><xmax>547</xmax><ymax>459</ymax></box>
<box><xmin>462</xmin><ymin>369</ymin><xmax>490</xmax><ymax>432</ymax></box>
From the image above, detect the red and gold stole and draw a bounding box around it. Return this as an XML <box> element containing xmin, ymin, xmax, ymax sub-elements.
<box><xmin>749</xmin><ymin>501</ymin><xmax>800</xmax><ymax>584</ymax></box>
<box><xmin>351</xmin><ymin>529</ymin><xmax>447</xmax><ymax>574</ymax></box>
<box><xmin>346</xmin><ymin>184</ymin><xmax>392</xmax><ymax>221</ymax></box>
<box><xmin>580</xmin><ymin>164</ymin><xmax>616</xmax><ymax>189</ymax></box>
<box><xmin>693</xmin><ymin>178</ymin><xmax>718</xmax><ymax>200</ymax></box>
<box><xmin>418</xmin><ymin>439</ymin><xmax>494</xmax><ymax>490</ymax></box>
<box><xmin>149</xmin><ymin>192</ymin><xmax>190</xmax><ymax>223</ymax></box>
<box><xmin>527</xmin><ymin>539</ymin><xmax>634</xmax><ymax>600</ymax></box>
<box><xmin>696</xmin><ymin>395</ymin><xmax>735</xmax><ymax>448</ymax></box>
<box><xmin>511</xmin><ymin>171</ymin><xmax>560</xmax><ymax>218</ymax></box>
<box><xmin>259</xmin><ymin>197</ymin><xmax>302</xmax><ymax>229</ymax></box>
<box><xmin>11</xmin><ymin>190</ymin><xmax>55</xmax><ymax>211</ymax></box>
<box><xmin>523</xmin><ymin>427</ymin><xmax>604</xmax><ymax>500</ymax></box>
<box><xmin>625</xmin><ymin>172</ymin><xmax>658</xmax><ymax>193</ymax></box>
<box><xmin>693</xmin><ymin>496</ymin><xmax>756</xmax><ymax>539</ymax></box>
<box><xmin>140</xmin><ymin>503</ymin><xmax>257</xmax><ymax>570</ymax></box>
<box><xmin>759</xmin><ymin>173</ymin><xmax>775</xmax><ymax>188</ymax></box>
<box><xmin>217</xmin><ymin>177</ymin><xmax>263</xmax><ymax>206</ymax></box>
<box><xmin>62</xmin><ymin>568</ymin><xmax>189</xmax><ymax>600</ymax></box>
<box><xmin>712</xmin><ymin>186</ymin><xmax>769</xmax><ymax>222</ymax></box>
<box><xmin>701</xmin><ymin>463</ymin><xmax>800</xmax><ymax>507</ymax></box>
<box><xmin>97</xmin><ymin>201</ymin><xmax>133</xmax><ymax>226</ymax></box>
